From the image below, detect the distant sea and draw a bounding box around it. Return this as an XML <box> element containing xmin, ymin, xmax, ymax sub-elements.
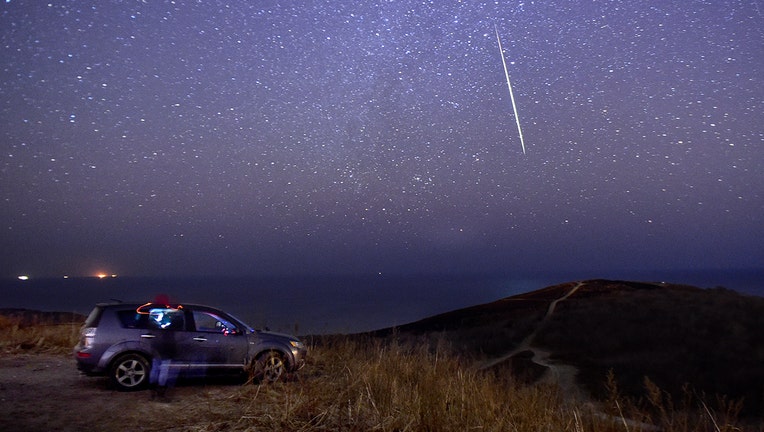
<box><xmin>2</xmin><ymin>269</ymin><xmax>762</xmax><ymax>335</ymax></box>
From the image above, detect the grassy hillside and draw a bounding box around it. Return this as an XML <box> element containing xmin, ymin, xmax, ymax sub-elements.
<box><xmin>378</xmin><ymin>279</ymin><xmax>764</xmax><ymax>419</ymax></box>
<box><xmin>1</xmin><ymin>281</ymin><xmax>762</xmax><ymax>430</ymax></box>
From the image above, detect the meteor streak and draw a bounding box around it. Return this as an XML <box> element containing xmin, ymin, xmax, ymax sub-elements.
<box><xmin>494</xmin><ymin>24</ymin><xmax>526</xmax><ymax>155</ymax></box>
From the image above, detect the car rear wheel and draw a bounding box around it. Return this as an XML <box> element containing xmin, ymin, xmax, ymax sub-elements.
<box><xmin>251</xmin><ymin>351</ymin><xmax>286</xmax><ymax>383</ymax></box>
<box><xmin>110</xmin><ymin>353</ymin><xmax>150</xmax><ymax>391</ymax></box>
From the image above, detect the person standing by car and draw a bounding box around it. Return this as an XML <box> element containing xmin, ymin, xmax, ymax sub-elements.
<box><xmin>147</xmin><ymin>301</ymin><xmax>182</xmax><ymax>399</ymax></box>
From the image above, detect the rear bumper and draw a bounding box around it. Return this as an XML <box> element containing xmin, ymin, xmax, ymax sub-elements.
<box><xmin>74</xmin><ymin>350</ymin><xmax>103</xmax><ymax>375</ymax></box>
<box><xmin>75</xmin><ymin>362</ymin><xmax>101</xmax><ymax>375</ymax></box>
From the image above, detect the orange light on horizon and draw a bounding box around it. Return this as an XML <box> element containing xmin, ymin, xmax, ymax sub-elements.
<box><xmin>96</xmin><ymin>274</ymin><xmax>108</xmax><ymax>279</ymax></box>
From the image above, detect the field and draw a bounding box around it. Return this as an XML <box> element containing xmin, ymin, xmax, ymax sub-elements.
<box><xmin>0</xmin><ymin>308</ymin><xmax>756</xmax><ymax>432</ymax></box>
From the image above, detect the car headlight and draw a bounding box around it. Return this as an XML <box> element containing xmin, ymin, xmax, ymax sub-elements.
<box><xmin>289</xmin><ymin>340</ymin><xmax>305</xmax><ymax>350</ymax></box>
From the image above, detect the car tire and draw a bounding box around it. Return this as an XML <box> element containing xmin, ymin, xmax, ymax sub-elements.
<box><xmin>110</xmin><ymin>353</ymin><xmax>151</xmax><ymax>391</ymax></box>
<box><xmin>251</xmin><ymin>351</ymin><xmax>286</xmax><ymax>383</ymax></box>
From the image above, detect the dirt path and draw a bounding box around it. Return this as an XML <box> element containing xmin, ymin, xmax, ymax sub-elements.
<box><xmin>0</xmin><ymin>353</ymin><xmax>255</xmax><ymax>432</ymax></box>
<box><xmin>477</xmin><ymin>281</ymin><xmax>586</xmax><ymax>398</ymax></box>
<box><xmin>474</xmin><ymin>282</ymin><xmax>664</xmax><ymax>430</ymax></box>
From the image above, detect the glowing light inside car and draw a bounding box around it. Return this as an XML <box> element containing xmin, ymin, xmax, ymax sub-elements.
<box><xmin>136</xmin><ymin>302</ymin><xmax>183</xmax><ymax>314</ymax></box>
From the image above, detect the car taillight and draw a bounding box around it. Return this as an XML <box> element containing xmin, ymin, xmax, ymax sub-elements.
<box><xmin>80</xmin><ymin>327</ymin><xmax>97</xmax><ymax>348</ymax></box>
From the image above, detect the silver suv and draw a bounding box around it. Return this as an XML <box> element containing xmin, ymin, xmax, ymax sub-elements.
<box><xmin>74</xmin><ymin>301</ymin><xmax>307</xmax><ymax>391</ymax></box>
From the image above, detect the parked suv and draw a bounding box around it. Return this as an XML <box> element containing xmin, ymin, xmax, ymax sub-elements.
<box><xmin>74</xmin><ymin>301</ymin><xmax>307</xmax><ymax>391</ymax></box>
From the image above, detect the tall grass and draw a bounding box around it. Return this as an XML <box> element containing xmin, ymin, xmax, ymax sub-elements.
<box><xmin>0</xmin><ymin>313</ymin><xmax>80</xmax><ymax>354</ymax></box>
<box><xmin>238</xmin><ymin>335</ymin><xmax>582</xmax><ymax>431</ymax></box>
<box><xmin>233</xmin><ymin>336</ymin><xmax>751</xmax><ymax>431</ymax></box>
<box><xmin>0</xmin><ymin>316</ymin><xmax>754</xmax><ymax>431</ymax></box>
<box><xmin>603</xmin><ymin>369</ymin><xmax>747</xmax><ymax>432</ymax></box>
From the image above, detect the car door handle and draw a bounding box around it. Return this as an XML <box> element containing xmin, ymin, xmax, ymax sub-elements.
<box><xmin>193</xmin><ymin>337</ymin><xmax>207</xmax><ymax>342</ymax></box>
<box><xmin>140</xmin><ymin>334</ymin><xmax>156</xmax><ymax>339</ymax></box>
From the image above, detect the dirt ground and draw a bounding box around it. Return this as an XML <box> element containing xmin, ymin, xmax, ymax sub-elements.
<box><xmin>0</xmin><ymin>353</ymin><xmax>263</xmax><ymax>432</ymax></box>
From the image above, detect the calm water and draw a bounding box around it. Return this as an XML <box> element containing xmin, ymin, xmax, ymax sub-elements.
<box><xmin>2</xmin><ymin>269</ymin><xmax>762</xmax><ymax>334</ymax></box>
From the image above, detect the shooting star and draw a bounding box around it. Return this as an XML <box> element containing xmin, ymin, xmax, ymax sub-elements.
<box><xmin>494</xmin><ymin>24</ymin><xmax>526</xmax><ymax>155</ymax></box>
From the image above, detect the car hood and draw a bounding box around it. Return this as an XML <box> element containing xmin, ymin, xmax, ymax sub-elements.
<box><xmin>255</xmin><ymin>329</ymin><xmax>299</xmax><ymax>341</ymax></box>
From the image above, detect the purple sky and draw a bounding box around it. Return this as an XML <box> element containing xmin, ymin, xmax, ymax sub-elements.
<box><xmin>1</xmin><ymin>1</ymin><xmax>762</xmax><ymax>278</ymax></box>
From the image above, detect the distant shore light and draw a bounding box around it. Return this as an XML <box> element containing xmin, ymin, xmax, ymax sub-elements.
<box><xmin>18</xmin><ymin>275</ymin><xmax>29</xmax><ymax>281</ymax></box>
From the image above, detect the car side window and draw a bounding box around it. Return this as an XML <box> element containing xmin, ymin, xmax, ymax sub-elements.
<box><xmin>148</xmin><ymin>308</ymin><xmax>185</xmax><ymax>331</ymax></box>
<box><xmin>117</xmin><ymin>310</ymin><xmax>150</xmax><ymax>329</ymax></box>
<box><xmin>192</xmin><ymin>310</ymin><xmax>238</xmax><ymax>335</ymax></box>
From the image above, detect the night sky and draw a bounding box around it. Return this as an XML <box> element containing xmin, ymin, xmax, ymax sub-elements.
<box><xmin>2</xmin><ymin>1</ymin><xmax>762</xmax><ymax>278</ymax></box>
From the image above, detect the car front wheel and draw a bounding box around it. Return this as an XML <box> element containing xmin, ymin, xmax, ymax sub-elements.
<box><xmin>110</xmin><ymin>353</ymin><xmax>150</xmax><ymax>391</ymax></box>
<box><xmin>251</xmin><ymin>351</ymin><xmax>286</xmax><ymax>383</ymax></box>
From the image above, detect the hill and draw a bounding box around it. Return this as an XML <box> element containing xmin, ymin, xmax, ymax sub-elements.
<box><xmin>372</xmin><ymin>279</ymin><xmax>764</xmax><ymax>417</ymax></box>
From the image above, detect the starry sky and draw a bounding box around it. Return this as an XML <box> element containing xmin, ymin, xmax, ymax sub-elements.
<box><xmin>1</xmin><ymin>1</ymin><xmax>762</xmax><ymax>278</ymax></box>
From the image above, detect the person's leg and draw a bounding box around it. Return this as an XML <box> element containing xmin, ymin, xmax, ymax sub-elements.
<box><xmin>158</xmin><ymin>360</ymin><xmax>170</xmax><ymax>386</ymax></box>
<box><xmin>149</xmin><ymin>358</ymin><xmax>161</xmax><ymax>399</ymax></box>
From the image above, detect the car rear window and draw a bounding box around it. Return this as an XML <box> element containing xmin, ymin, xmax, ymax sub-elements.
<box><xmin>83</xmin><ymin>306</ymin><xmax>103</xmax><ymax>327</ymax></box>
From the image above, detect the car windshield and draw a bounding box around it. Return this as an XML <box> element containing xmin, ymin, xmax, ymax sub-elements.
<box><xmin>224</xmin><ymin>312</ymin><xmax>253</xmax><ymax>333</ymax></box>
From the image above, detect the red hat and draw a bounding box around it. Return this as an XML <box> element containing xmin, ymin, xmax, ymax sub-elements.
<box><xmin>153</xmin><ymin>294</ymin><xmax>170</xmax><ymax>306</ymax></box>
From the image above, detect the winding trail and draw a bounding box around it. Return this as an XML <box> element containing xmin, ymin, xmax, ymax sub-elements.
<box><xmin>477</xmin><ymin>281</ymin><xmax>586</xmax><ymax>397</ymax></box>
<box><xmin>476</xmin><ymin>281</ymin><xmax>663</xmax><ymax>430</ymax></box>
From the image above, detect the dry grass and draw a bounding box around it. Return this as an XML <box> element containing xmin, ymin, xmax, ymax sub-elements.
<box><xmin>0</xmin><ymin>313</ymin><xmax>80</xmax><ymax>355</ymax></box>
<box><xmin>0</xmin><ymin>312</ymin><xmax>757</xmax><ymax>431</ymax></box>
<box><xmin>232</xmin><ymin>336</ymin><xmax>586</xmax><ymax>431</ymax></box>
<box><xmin>219</xmin><ymin>335</ymin><xmax>752</xmax><ymax>432</ymax></box>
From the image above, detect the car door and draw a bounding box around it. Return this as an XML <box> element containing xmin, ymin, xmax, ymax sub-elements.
<box><xmin>143</xmin><ymin>307</ymin><xmax>185</xmax><ymax>361</ymax></box>
<box><xmin>183</xmin><ymin>308</ymin><xmax>249</xmax><ymax>371</ymax></box>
